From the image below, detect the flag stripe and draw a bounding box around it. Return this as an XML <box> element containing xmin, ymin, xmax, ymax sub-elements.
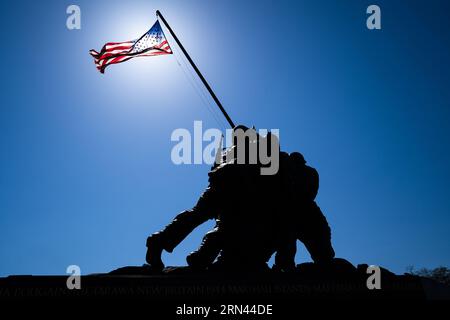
<box><xmin>90</xmin><ymin>20</ymin><xmax>172</xmax><ymax>73</ymax></box>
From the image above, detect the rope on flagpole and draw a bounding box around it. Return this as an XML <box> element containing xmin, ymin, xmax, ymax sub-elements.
<box><xmin>158</xmin><ymin>13</ymin><xmax>227</xmax><ymax>131</ymax></box>
<box><xmin>156</xmin><ymin>10</ymin><xmax>235</xmax><ymax>128</ymax></box>
<box><xmin>172</xmin><ymin>48</ymin><xmax>227</xmax><ymax>132</ymax></box>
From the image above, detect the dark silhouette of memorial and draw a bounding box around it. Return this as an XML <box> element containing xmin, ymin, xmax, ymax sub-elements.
<box><xmin>146</xmin><ymin>126</ymin><xmax>335</xmax><ymax>272</ymax></box>
<box><xmin>1</xmin><ymin>126</ymin><xmax>449</xmax><ymax>301</ymax></box>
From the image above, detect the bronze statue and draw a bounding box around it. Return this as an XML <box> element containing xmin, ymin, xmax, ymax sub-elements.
<box><xmin>146</xmin><ymin>126</ymin><xmax>335</xmax><ymax>271</ymax></box>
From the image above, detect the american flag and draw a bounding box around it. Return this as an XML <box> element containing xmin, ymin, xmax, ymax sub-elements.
<box><xmin>89</xmin><ymin>20</ymin><xmax>172</xmax><ymax>73</ymax></box>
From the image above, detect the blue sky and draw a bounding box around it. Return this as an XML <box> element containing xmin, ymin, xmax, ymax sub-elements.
<box><xmin>0</xmin><ymin>0</ymin><xmax>449</xmax><ymax>276</ymax></box>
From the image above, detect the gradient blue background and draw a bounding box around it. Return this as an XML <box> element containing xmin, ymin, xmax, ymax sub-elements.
<box><xmin>1</xmin><ymin>0</ymin><xmax>449</xmax><ymax>276</ymax></box>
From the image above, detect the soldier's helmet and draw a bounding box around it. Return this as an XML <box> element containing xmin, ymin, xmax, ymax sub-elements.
<box><xmin>258</xmin><ymin>131</ymin><xmax>280</xmax><ymax>154</ymax></box>
<box><xmin>231</xmin><ymin>125</ymin><xmax>255</xmax><ymax>145</ymax></box>
<box><xmin>290</xmin><ymin>152</ymin><xmax>306</xmax><ymax>165</ymax></box>
<box><xmin>230</xmin><ymin>125</ymin><xmax>259</xmax><ymax>165</ymax></box>
<box><xmin>232</xmin><ymin>124</ymin><xmax>250</xmax><ymax>133</ymax></box>
<box><xmin>209</xmin><ymin>125</ymin><xmax>257</xmax><ymax>176</ymax></box>
<box><xmin>209</xmin><ymin>125</ymin><xmax>261</xmax><ymax>186</ymax></box>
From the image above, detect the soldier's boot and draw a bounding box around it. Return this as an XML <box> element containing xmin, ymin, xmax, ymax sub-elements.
<box><xmin>273</xmin><ymin>250</ymin><xmax>296</xmax><ymax>272</ymax></box>
<box><xmin>186</xmin><ymin>229</ymin><xmax>222</xmax><ymax>269</ymax></box>
<box><xmin>273</xmin><ymin>232</ymin><xmax>297</xmax><ymax>272</ymax></box>
<box><xmin>186</xmin><ymin>250</ymin><xmax>217</xmax><ymax>270</ymax></box>
<box><xmin>145</xmin><ymin>209</ymin><xmax>204</xmax><ymax>270</ymax></box>
<box><xmin>146</xmin><ymin>233</ymin><xmax>165</xmax><ymax>271</ymax></box>
<box><xmin>302</xmin><ymin>235</ymin><xmax>335</xmax><ymax>265</ymax></box>
<box><xmin>302</xmin><ymin>202</ymin><xmax>335</xmax><ymax>265</ymax></box>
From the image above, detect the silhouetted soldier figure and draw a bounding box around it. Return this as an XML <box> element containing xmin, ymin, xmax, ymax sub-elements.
<box><xmin>186</xmin><ymin>149</ymin><xmax>335</xmax><ymax>271</ymax></box>
<box><xmin>185</xmin><ymin>132</ymin><xmax>282</xmax><ymax>269</ymax></box>
<box><xmin>146</xmin><ymin>126</ymin><xmax>280</xmax><ymax>271</ymax></box>
<box><xmin>273</xmin><ymin>152</ymin><xmax>335</xmax><ymax>271</ymax></box>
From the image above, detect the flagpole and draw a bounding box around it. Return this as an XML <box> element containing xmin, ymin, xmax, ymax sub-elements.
<box><xmin>156</xmin><ymin>10</ymin><xmax>235</xmax><ymax>128</ymax></box>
